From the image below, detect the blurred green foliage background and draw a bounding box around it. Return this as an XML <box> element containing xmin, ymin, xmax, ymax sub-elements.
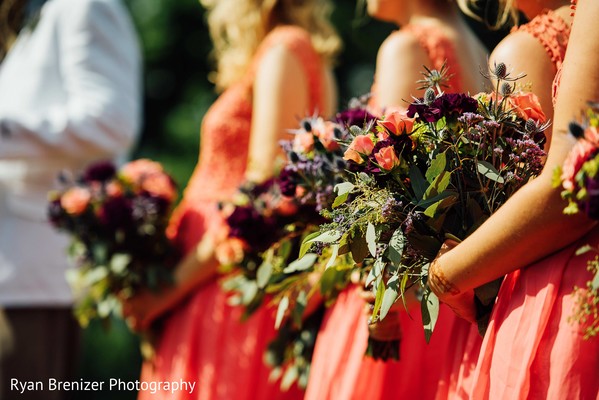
<box><xmin>74</xmin><ymin>1</ymin><xmax>508</xmax><ymax>398</ymax></box>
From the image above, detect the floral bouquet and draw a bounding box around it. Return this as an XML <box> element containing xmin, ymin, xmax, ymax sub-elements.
<box><xmin>216</xmin><ymin>109</ymin><xmax>371</xmax><ymax>389</ymax></box>
<box><xmin>305</xmin><ymin>63</ymin><xmax>548</xmax><ymax>358</ymax></box>
<box><xmin>48</xmin><ymin>159</ymin><xmax>179</xmax><ymax>327</ymax></box>
<box><xmin>553</xmin><ymin>103</ymin><xmax>599</xmax><ymax>338</ymax></box>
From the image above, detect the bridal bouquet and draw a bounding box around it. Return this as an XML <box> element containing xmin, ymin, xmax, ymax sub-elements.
<box><xmin>48</xmin><ymin>159</ymin><xmax>179</xmax><ymax>326</ymax></box>
<box><xmin>305</xmin><ymin>63</ymin><xmax>548</xmax><ymax>354</ymax></box>
<box><xmin>554</xmin><ymin>103</ymin><xmax>599</xmax><ymax>338</ymax></box>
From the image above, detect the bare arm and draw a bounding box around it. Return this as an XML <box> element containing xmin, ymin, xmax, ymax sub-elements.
<box><xmin>429</xmin><ymin>0</ymin><xmax>599</xmax><ymax>306</ymax></box>
<box><xmin>374</xmin><ymin>32</ymin><xmax>430</xmax><ymax>110</ymax></box>
<box><xmin>245</xmin><ymin>44</ymin><xmax>310</xmax><ymax>182</ymax></box>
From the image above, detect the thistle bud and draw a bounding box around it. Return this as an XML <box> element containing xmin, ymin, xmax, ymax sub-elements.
<box><xmin>500</xmin><ymin>82</ymin><xmax>512</xmax><ymax>96</ymax></box>
<box><xmin>494</xmin><ymin>62</ymin><xmax>507</xmax><ymax>79</ymax></box>
<box><xmin>424</xmin><ymin>88</ymin><xmax>436</xmax><ymax>104</ymax></box>
<box><xmin>525</xmin><ymin>118</ymin><xmax>538</xmax><ymax>133</ymax></box>
<box><xmin>569</xmin><ymin>121</ymin><xmax>585</xmax><ymax>139</ymax></box>
<box><xmin>289</xmin><ymin>151</ymin><xmax>300</xmax><ymax>163</ymax></box>
<box><xmin>301</xmin><ymin>119</ymin><xmax>312</xmax><ymax>132</ymax></box>
<box><xmin>334</xmin><ymin>127</ymin><xmax>343</xmax><ymax>139</ymax></box>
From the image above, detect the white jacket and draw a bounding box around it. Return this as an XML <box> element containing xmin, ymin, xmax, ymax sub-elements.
<box><xmin>0</xmin><ymin>0</ymin><xmax>141</xmax><ymax>306</ymax></box>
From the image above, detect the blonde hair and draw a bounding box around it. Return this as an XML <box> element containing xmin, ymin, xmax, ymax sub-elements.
<box><xmin>0</xmin><ymin>0</ymin><xmax>25</xmax><ymax>62</ymax></box>
<box><xmin>456</xmin><ymin>0</ymin><xmax>519</xmax><ymax>29</ymax></box>
<box><xmin>199</xmin><ymin>0</ymin><xmax>341</xmax><ymax>91</ymax></box>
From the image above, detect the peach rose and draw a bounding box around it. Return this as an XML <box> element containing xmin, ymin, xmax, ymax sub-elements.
<box><xmin>293</xmin><ymin>132</ymin><xmax>315</xmax><ymax>153</ymax></box>
<box><xmin>585</xmin><ymin>126</ymin><xmax>599</xmax><ymax>147</ymax></box>
<box><xmin>561</xmin><ymin>140</ymin><xmax>595</xmax><ymax>191</ymax></box>
<box><xmin>106</xmin><ymin>181</ymin><xmax>124</xmax><ymax>197</ymax></box>
<box><xmin>313</xmin><ymin>120</ymin><xmax>340</xmax><ymax>151</ymax></box>
<box><xmin>343</xmin><ymin>135</ymin><xmax>375</xmax><ymax>164</ymax></box>
<box><xmin>374</xmin><ymin>146</ymin><xmax>401</xmax><ymax>171</ymax></box>
<box><xmin>215</xmin><ymin>237</ymin><xmax>247</xmax><ymax>266</ymax></box>
<box><xmin>61</xmin><ymin>187</ymin><xmax>91</xmax><ymax>215</ymax></box>
<box><xmin>120</xmin><ymin>159</ymin><xmax>164</xmax><ymax>184</ymax></box>
<box><xmin>506</xmin><ymin>92</ymin><xmax>547</xmax><ymax>122</ymax></box>
<box><xmin>140</xmin><ymin>173</ymin><xmax>177</xmax><ymax>202</ymax></box>
<box><xmin>274</xmin><ymin>196</ymin><xmax>298</xmax><ymax>216</ymax></box>
<box><xmin>377</xmin><ymin>110</ymin><xmax>415</xmax><ymax>136</ymax></box>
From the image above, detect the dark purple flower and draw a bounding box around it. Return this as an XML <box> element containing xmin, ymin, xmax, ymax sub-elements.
<box><xmin>98</xmin><ymin>195</ymin><xmax>133</xmax><ymax>229</ymax></box>
<box><xmin>226</xmin><ymin>206</ymin><xmax>277</xmax><ymax>251</ymax></box>
<box><xmin>47</xmin><ymin>198</ymin><xmax>65</xmax><ymax>227</ymax></box>
<box><xmin>584</xmin><ymin>176</ymin><xmax>599</xmax><ymax>220</ymax></box>
<box><xmin>83</xmin><ymin>161</ymin><xmax>117</xmax><ymax>183</ymax></box>
<box><xmin>335</xmin><ymin>108</ymin><xmax>377</xmax><ymax>129</ymax></box>
<box><xmin>408</xmin><ymin>93</ymin><xmax>478</xmax><ymax>123</ymax></box>
<box><xmin>277</xmin><ymin>168</ymin><xmax>298</xmax><ymax>197</ymax></box>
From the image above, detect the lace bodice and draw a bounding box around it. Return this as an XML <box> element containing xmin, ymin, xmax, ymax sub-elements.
<box><xmin>513</xmin><ymin>10</ymin><xmax>571</xmax><ymax>103</ymax></box>
<box><xmin>168</xmin><ymin>26</ymin><xmax>325</xmax><ymax>251</ymax></box>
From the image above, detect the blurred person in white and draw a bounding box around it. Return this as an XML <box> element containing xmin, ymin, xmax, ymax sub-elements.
<box><xmin>0</xmin><ymin>0</ymin><xmax>141</xmax><ymax>397</ymax></box>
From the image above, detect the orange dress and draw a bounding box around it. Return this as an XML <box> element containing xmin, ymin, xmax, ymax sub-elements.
<box><xmin>138</xmin><ymin>26</ymin><xmax>324</xmax><ymax>400</ymax></box>
<box><xmin>469</xmin><ymin>12</ymin><xmax>599</xmax><ymax>400</ymax></box>
<box><xmin>305</xmin><ymin>24</ymin><xmax>481</xmax><ymax>400</ymax></box>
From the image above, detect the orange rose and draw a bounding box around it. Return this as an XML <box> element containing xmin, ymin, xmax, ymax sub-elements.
<box><xmin>506</xmin><ymin>92</ymin><xmax>547</xmax><ymax>122</ymax></box>
<box><xmin>120</xmin><ymin>159</ymin><xmax>164</xmax><ymax>184</ymax></box>
<box><xmin>343</xmin><ymin>135</ymin><xmax>375</xmax><ymax>164</ymax></box>
<box><xmin>140</xmin><ymin>173</ymin><xmax>177</xmax><ymax>202</ymax></box>
<box><xmin>293</xmin><ymin>132</ymin><xmax>315</xmax><ymax>153</ymax></box>
<box><xmin>313</xmin><ymin>120</ymin><xmax>340</xmax><ymax>151</ymax></box>
<box><xmin>274</xmin><ymin>196</ymin><xmax>298</xmax><ymax>216</ymax></box>
<box><xmin>215</xmin><ymin>237</ymin><xmax>247</xmax><ymax>266</ymax></box>
<box><xmin>61</xmin><ymin>187</ymin><xmax>91</xmax><ymax>215</ymax></box>
<box><xmin>377</xmin><ymin>110</ymin><xmax>415</xmax><ymax>136</ymax></box>
<box><xmin>106</xmin><ymin>181</ymin><xmax>124</xmax><ymax>197</ymax></box>
<box><xmin>374</xmin><ymin>146</ymin><xmax>401</xmax><ymax>171</ymax></box>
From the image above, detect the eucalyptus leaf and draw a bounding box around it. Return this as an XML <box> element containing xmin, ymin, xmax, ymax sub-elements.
<box><xmin>365</xmin><ymin>258</ymin><xmax>385</xmax><ymax>289</ymax></box>
<box><xmin>576</xmin><ymin>245</ymin><xmax>593</xmax><ymax>256</ymax></box>
<box><xmin>380</xmin><ymin>286</ymin><xmax>399</xmax><ymax>320</ymax></box>
<box><xmin>332</xmin><ymin>193</ymin><xmax>349</xmax><ymax>208</ymax></box>
<box><xmin>421</xmin><ymin>288</ymin><xmax>440</xmax><ymax>343</ymax></box>
<box><xmin>349</xmin><ymin>230</ymin><xmax>369</xmax><ymax>263</ymax></box>
<box><xmin>371</xmin><ymin>279</ymin><xmax>385</xmax><ymax>321</ymax></box>
<box><xmin>334</xmin><ymin>181</ymin><xmax>355</xmax><ymax>196</ymax></box>
<box><xmin>325</xmin><ymin>244</ymin><xmax>339</xmax><ymax>269</ymax></box>
<box><xmin>256</xmin><ymin>261</ymin><xmax>273</xmax><ymax>289</ymax></box>
<box><xmin>306</xmin><ymin>231</ymin><xmax>341</xmax><ymax>245</ymax></box>
<box><xmin>319</xmin><ymin>266</ymin><xmax>338</xmax><ymax>295</ymax></box>
<box><xmin>477</xmin><ymin>161</ymin><xmax>505</xmax><ymax>183</ymax></box>
<box><xmin>366</xmin><ymin>223</ymin><xmax>377</xmax><ymax>257</ymax></box>
<box><xmin>283</xmin><ymin>253</ymin><xmax>318</xmax><ymax>274</ymax></box>
<box><xmin>110</xmin><ymin>254</ymin><xmax>131</xmax><ymax>275</ymax></box>
<box><xmin>281</xmin><ymin>365</ymin><xmax>299</xmax><ymax>391</ymax></box>
<box><xmin>275</xmin><ymin>296</ymin><xmax>289</xmax><ymax>329</ymax></box>
<box><xmin>592</xmin><ymin>268</ymin><xmax>599</xmax><ymax>290</ymax></box>
<box><xmin>424</xmin><ymin>195</ymin><xmax>457</xmax><ymax>218</ymax></box>
<box><xmin>299</xmin><ymin>231</ymin><xmax>322</xmax><ymax>259</ymax></box>
<box><xmin>387</xmin><ymin>229</ymin><xmax>405</xmax><ymax>267</ymax></box>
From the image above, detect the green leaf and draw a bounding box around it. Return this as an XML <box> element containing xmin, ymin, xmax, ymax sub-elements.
<box><xmin>366</xmin><ymin>222</ymin><xmax>377</xmax><ymax>257</ymax></box>
<box><xmin>334</xmin><ymin>182</ymin><xmax>355</xmax><ymax>196</ymax></box>
<box><xmin>281</xmin><ymin>365</ymin><xmax>299</xmax><ymax>391</ymax></box>
<box><xmin>426</xmin><ymin>152</ymin><xmax>447</xmax><ymax>183</ymax></box>
<box><xmin>275</xmin><ymin>296</ymin><xmax>289</xmax><ymax>329</ymax></box>
<box><xmin>365</xmin><ymin>258</ymin><xmax>385</xmax><ymax>289</ymax></box>
<box><xmin>477</xmin><ymin>161</ymin><xmax>505</xmax><ymax>183</ymax></box>
<box><xmin>349</xmin><ymin>230</ymin><xmax>369</xmax><ymax>263</ymax></box>
<box><xmin>371</xmin><ymin>279</ymin><xmax>385</xmax><ymax>321</ymax></box>
<box><xmin>421</xmin><ymin>288</ymin><xmax>440</xmax><ymax>343</ymax></box>
<box><xmin>332</xmin><ymin>193</ymin><xmax>349</xmax><ymax>208</ymax></box>
<box><xmin>424</xmin><ymin>195</ymin><xmax>457</xmax><ymax>218</ymax></box>
<box><xmin>576</xmin><ymin>245</ymin><xmax>593</xmax><ymax>256</ymax></box>
<box><xmin>380</xmin><ymin>275</ymin><xmax>399</xmax><ymax>320</ymax></box>
<box><xmin>109</xmin><ymin>253</ymin><xmax>131</xmax><ymax>275</ymax></box>
<box><xmin>592</xmin><ymin>269</ymin><xmax>599</xmax><ymax>290</ymax></box>
<box><xmin>299</xmin><ymin>231</ymin><xmax>322</xmax><ymax>259</ymax></box>
<box><xmin>325</xmin><ymin>244</ymin><xmax>339</xmax><ymax>269</ymax></box>
<box><xmin>283</xmin><ymin>253</ymin><xmax>318</xmax><ymax>274</ymax></box>
<box><xmin>423</xmin><ymin>171</ymin><xmax>451</xmax><ymax>200</ymax></box>
<box><xmin>293</xmin><ymin>290</ymin><xmax>307</xmax><ymax>327</ymax></box>
<box><xmin>409</xmin><ymin>165</ymin><xmax>428</xmax><ymax>200</ymax></box>
<box><xmin>319</xmin><ymin>266</ymin><xmax>339</xmax><ymax>295</ymax></box>
<box><xmin>387</xmin><ymin>228</ymin><xmax>405</xmax><ymax>267</ymax></box>
<box><xmin>256</xmin><ymin>261</ymin><xmax>273</xmax><ymax>289</ymax></box>
<box><xmin>400</xmin><ymin>272</ymin><xmax>410</xmax><ymax>310</ymax></box>
<box><xmin>306</xmin><ymin>231</ymin><xmax>341</xmax><ymax>245</ymax></box>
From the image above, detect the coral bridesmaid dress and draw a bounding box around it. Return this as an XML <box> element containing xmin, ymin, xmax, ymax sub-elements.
<box><xmin>306</xmin><ymin>24</ymin><xmax>482</xmax><ymax>400</ymax></box>
<box><xmin>469</xmin><ymin>11</ymin><xmax>598</xmax><ymax>400</ymax></box>
<box><xmin>138</xmin><ymin>26</ymin><xmax>325</xmax><ymax>400</ymax></box>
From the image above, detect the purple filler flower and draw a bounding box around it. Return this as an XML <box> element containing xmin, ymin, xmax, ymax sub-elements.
<box><xmin>408</xmin><ymin>93</ymin><xmax>478</xmax><ymax>123</ymax></box>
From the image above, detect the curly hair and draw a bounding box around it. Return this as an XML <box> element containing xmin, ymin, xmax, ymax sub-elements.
<box><xmin>456</xmin><ymin>0</ymin><xmax>518</xmax><ymax>29</ymax></box>
<box><xmin>199</xmin><ymin>0</ymin><xmax>341</xmax><ymax>91</ymax></box>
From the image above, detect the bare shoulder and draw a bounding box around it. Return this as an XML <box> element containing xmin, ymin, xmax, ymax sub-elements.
<box><xmin>378</xmin><ymin>31</ymin><xmax>428</xmax><ymax>66</ymax></box>
<box><xmin>255</xmin><ymin>43</ymin><xmax>305</xmax><ymax>83</ymax></box>
<box><xmin>490</xmin><ymin>31</ymin><xmax>553</xmax><ymax>74</ymax></box>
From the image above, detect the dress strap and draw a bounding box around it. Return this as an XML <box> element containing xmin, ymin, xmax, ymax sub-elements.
<box><xmin>246</xmin><ymin>25</ymin><xmax>325</xmax><ymax>114</ymax></box>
